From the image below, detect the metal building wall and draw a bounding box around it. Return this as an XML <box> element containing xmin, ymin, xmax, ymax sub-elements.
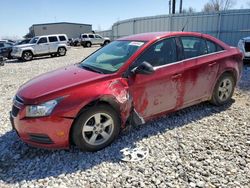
<box><xmin>98</xmin><ymin>9</ymin><xmax>250</xmax><ymax>46</ymax></box>
<box><xmin>33</xmin><ymin>23</ymin><xmax>92</xmax><ymax>39</ymax></box>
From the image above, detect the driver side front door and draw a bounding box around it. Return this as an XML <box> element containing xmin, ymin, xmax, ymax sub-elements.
<box><xmin>128</xmin><ymin>37</ymin><xmax>184</xmax><ymax>120</ymax></box>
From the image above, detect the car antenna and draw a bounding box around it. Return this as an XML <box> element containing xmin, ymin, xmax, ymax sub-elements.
<box><xmin>181</xmin><ymin>18</ymin><xmax>189</xmax><ymax>32</ymax></box>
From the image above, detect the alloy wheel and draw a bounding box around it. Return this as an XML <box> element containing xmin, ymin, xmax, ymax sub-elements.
<box><xmin>58</xmin><ymin>48</ymin><xmax>66</xmax><ymax>56</ymax></box>
<box><xmin>218</xmin><ymin>78</ymin><xmax>233</xmax><ymax>102</ymax></box>
<box><xmin>82</xmin><ymin>113</ymin><xmax>114</xmax><ymax>146</ymax></box>
<box><xmin>23</xmin><ymin>52</ymin><xmax>32</xmax><ymax>61</ymax></box>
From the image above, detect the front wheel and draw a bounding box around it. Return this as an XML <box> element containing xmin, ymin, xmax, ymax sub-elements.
<box><xmin>72</xmin><ymin>104</ymin><xmax>120</xmax><ymax>152</ymax></box>
<box><xmin>22</xmin><ymin>51</ymin><xmax>33</xmax><ymax>61</ymax></box>
<box><xmin>210</xmin><ymin>73</ymin><xmax>235</xmax><ymax>106</ymax></box>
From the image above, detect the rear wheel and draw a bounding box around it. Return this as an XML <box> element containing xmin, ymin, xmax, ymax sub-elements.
<box><xmin>86</xmin><ymin>42</ymin><xmax>92</xmax><ymax>48</ymax></box>
<box><xmin>72</xmin><ymin>104</ymin><xmax>120</xmax><ymax>152</ymax></box>
<box><xmin>22</xmin><ymin>51</ymin><xmax>33</xmax><ymax>61</ymax></box>
<box><xmin>103</xmin><ymin>41</ymin><xmax>110</xmax><ymax>46</ymax></box>
<box><xmin>210</xmin><ymin>73</ymin><xmax>235</xmax><ymax>106</ymax></box>
<box><xmin>58</xmin><ymin>47</ymin><xmax>66</xmax><ymax>56</ymax></box>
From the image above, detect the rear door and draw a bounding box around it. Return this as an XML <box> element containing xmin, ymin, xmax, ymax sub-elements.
<box><xmin>48</xmin><ymin>36</ymin><xmax>59</xmax><ymax>53</ymax></box>
<box><xmin>88</xmin><ymin>34</ymin><xmax>95</xmax><ymax>44</ymax></box>
<box><xmin>129</xmin><ymin>37</ymin><xmax>183</xmax><ymax>119</ymax></box>
<box><xmin>177</xmin><ymin>36</ymin><xmax>220</xmax><ymax>107</ymax></box>
<box><xmin>34</xmin><ymin>37</ymin><xmax>49</xmax><ymax>54</ymax></box>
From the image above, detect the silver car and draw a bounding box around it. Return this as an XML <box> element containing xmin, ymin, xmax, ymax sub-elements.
<box><xmin>11</xmin><ymin>34</ymin><xmax>70</xmax><ymax>61</ymax></box>
<box><xmin>80</xmin><ymin>33</ymin><xmax>110</xmax><ymax>47</ymax></box>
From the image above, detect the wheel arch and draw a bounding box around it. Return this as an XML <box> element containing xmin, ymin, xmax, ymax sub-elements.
<box><xmin>68</xmin><ymin>95</ymin><xmax>124</xmax><ymax>145</ymax></box>
<box><xmin>210</xmin><ymin>69</ymin><xmax>237</xmax><ymax>100</ymax></box>
<box><xmin>22</xmin><ymin>49</ymin><xmax>34</xmax><ymax>55</ymax></box>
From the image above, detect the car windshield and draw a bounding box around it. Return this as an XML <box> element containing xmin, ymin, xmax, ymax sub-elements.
<box><xmin>80</xmin><ymin>40</ymin><xmax>145</xmax><ymax>74</ymax></box>
<box><xmin>29</xmin><ymin>37</ymin><xmax>39</xmax><ymax>44</ymax></box>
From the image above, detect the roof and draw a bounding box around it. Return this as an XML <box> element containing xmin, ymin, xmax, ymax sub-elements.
<box><xmin>117</xmin><ymin>32</ymin><xmax>202</xmax><ymax>41</ymax></box>
<box><xmin>32</xmin><ymin>22</ymin><xmax>92</xmax><ymax>27</ymax></box>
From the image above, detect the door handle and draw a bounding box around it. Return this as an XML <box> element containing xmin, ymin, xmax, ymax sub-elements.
<box><xmin>209</xmin><ymin>62</ymin><xmax>217</xmax><ymax>67</ymax></box>
<box><xmin>171</xmin><ymin>74</ymin><xmax>182</xmax><ymax>79</ymax></box>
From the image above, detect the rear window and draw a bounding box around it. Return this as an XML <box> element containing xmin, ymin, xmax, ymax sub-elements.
<box><xmin>59</xmin><ymin>36</ymin><xmax>66</xmax><ymax>41</ymax></box>
<box><xmin>206</xmin><ymin>40</ymin><xmax>224</xmax><ymax>53</ymax></box>
<box><xmin>49</xmin><ymin>36</ymin><xmax>58</xmax><ymax>42</ymax></box>
<box><xmin>180</xmin><ymin>36</ymin><xmax>207</xmax><ymax>59</ymax></box>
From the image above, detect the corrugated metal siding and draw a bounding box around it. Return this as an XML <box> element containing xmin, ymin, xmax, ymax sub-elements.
<box><xmin>33</xmin><ymin>23</ymin><xmax>92</xmax><ymax>39</ymax></box>
<box><xmin>98</xmin><ymin>9</ymin><xmax>250</xmax><ymax>46</ymax></box>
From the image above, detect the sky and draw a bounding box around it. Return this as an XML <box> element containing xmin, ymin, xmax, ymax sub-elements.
<box><xmin>0</xmin><ymin>0</ymin><xmax>249</xmax><ymax>39</ymax></box>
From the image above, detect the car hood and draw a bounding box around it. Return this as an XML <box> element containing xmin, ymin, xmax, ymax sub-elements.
<box><xmin>18</xmin><ymin>64</ymin><xmax>109</xmax><ymax>103</ymax></box>
<box><xmin>15</xmin><ymin>43</ymin><xmax>35</xmax><ymax>48</ymax></box>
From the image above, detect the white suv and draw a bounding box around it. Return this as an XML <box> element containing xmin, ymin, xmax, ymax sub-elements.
<box><xmin>238</xmin><ymin>37</ymin><xmax>250</xmax><ymax>62</ymax></box>
<box><xmin>11</xmin><ymin>34</ymin><xmax>69</xmax><ymax>61</ymax></box>
<box><xmin>80</xmin><ymin>34</ymin><xmax>110</xmax><ymax>47</ymax></box>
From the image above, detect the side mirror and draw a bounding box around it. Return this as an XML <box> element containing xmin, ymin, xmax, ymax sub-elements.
<box><xmin>132</xmin><ymin>61</ymin><xmax>155</xmax><ymax>75</ymax></box>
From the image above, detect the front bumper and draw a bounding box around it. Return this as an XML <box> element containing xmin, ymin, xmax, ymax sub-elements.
<box><xmin>11</xmin><ymin>51</ymin><xmax>22</xmax><ymax>58</ymax></box>
<box><xmin>10</xmin><ymin>107</ymin><xmax>74</xmax><ymax>149</ymax></box>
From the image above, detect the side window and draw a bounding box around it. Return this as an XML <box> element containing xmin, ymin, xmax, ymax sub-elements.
<box><xmin>180</xmin><ymin>37</ymin><xmax>207</xmax><ymax>59</ymax></box>
<box><xmin>95</xmin><ymin>35</ymin><xmax>102</xmax><ymax>39</ymax></box>
<box><xmin>82</xmin><ymin>35</ymin><xmax>87</xmax><ymax>38</ymax></box>
<box><xmin>206</xmin><ymin>40</ymin><xmax>224</xmax><ymax>53</ymax></box>
<box><xmin>48</xmin><ymin>36</ymin><xmax>58</xmax><ymax>42</ymax></box>
<box><xmin>0</xmin><ymin>43</ymin><xmax>4</xmax><ymax>48</ymax></box>
<box><xmin>38</xmin><ymin>37</ymin><xmax>48</xmax><ymax>44</ymax></box>
<box><xmin>89</xmin><ymin>35</ymin><xmax>94</xmax><ymax>38</ymax></box>
<box><xmin>135</xmin><ymin>38</ymin><xmax>177</xmax><ymax>67</ymax></box>
<box><xmin>59</xmin><ymin>36</ymin><xmax>66</xmax><ymax>41</ymax></box>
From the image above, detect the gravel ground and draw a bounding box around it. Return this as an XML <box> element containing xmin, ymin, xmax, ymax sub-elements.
<box><xmin>0</xmin><ymin>47</ymin><xmax>249</xmax><ymax>188</ymax></box>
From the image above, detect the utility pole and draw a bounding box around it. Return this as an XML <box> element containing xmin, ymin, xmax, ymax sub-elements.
<box><xmin>179</xmin><ymin>0</ymin><xmax>183</xmax><ymax>13</ymax></box>
<box><xmin>169</xmin><ymin>0</ymin><xmax>171</xmax><ymax>14</ymax></box>
<box><xmin>172</xmin><ymin>0</ymin><xmax>176</xmax><ymax>14</ymax></box>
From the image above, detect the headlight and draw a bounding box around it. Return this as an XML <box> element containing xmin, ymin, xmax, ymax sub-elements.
<box><xmin>26</xmin><ymin>98</ymin><xmax>62</xmax><ymax>117</ymax></box>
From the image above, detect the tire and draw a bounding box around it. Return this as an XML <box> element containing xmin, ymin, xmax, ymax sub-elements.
<box><xmin>210</xmin><ymin>73</ymin><xmax>235</xmax><ymax>106</ymax></box>
<box><xmin>103</xmin><ymin>41</ymin><xmax>110</xmax><ymax>46</ymax></box>
<box><xmin>8</xmin><ymin>52</ymin><xmax>12</xmax><ymax>59</ymax></box>
<box><xmin>22</xmin><ymin>51</ymin><xmax>33</xmax><ymax>61</ymax></box>
<box><xmin>72</xmin><ymin>104</ymin><xmax>120</xmax><ymax>152</ymax></box>
<box><xmin>86</xmin><ymin>42</ymin><xmax>92</xmax><ymax>48</ymax></box>
<box><xmin>58</xmin><ymin>47</ymin><xmax>66</xmax><ymax>56</ymax></box>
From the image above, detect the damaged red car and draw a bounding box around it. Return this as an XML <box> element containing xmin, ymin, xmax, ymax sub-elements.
<box><xmin>11</xmin><ymin>32</ymin><xmax>243</xmax><ymax>151</ymax></box>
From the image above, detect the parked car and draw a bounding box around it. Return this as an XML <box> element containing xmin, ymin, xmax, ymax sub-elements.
<box><xmin>238</xmin><ymin>37</ymin><xmax>250</xmax><ymax>62</ymax></box>
<box><xmin>15</xmin><ymin>39</ymin><xmax>31</xmax><ymax>46</ymax></box>
<box><xmin>0</xmin><ymin>56</ymin><xmax>5</xmax><ymax>66</ymax></box>
<box><xmin>80</xmin><ymin>33</ymin><xmax>110</xmax><ymax>47</ymax></box>
<box><xmin>11</xmin><ymin>34</ymin><xmax>69</xmax><ymax>61</ymax></box>
<box><xmin>10</xmin><ymin>32</ymin><xmax>243</xmax><ymax>151</ymax></box>
<box><xmin>0</xmin><ymin>42</ymin><xmax>14</xmax><ymax>59</ymax></box>
<box><xmin>0</xmin><ymin>39</ymin><xmax>16</xmax><ymax>44</ymax></box>
<box><xmin>73</xmin><ymin>38</ymin><xmax>81</xmax><ymax>46</ymax></box>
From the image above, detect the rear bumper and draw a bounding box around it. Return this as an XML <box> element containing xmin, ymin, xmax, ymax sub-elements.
<box><xmin>10</xmin><ymin>111</ymin><xmax>73</xmax><ymax>149</ymax></box>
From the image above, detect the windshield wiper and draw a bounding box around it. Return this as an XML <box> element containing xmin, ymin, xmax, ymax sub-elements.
<box><xmin>80</xmin><ymin>64</ymin><xmax>104</xmax><ymax>74</ymax></box>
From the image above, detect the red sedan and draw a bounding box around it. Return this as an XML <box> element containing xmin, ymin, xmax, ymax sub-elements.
<box><xmin>10</xmin><ymin>32</ymin><xmax>243</xmax><ymax>151</ymax></box>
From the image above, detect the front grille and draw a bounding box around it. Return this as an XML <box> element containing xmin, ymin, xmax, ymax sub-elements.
<box><xmin>15</xmin><ymin>95</ymin><xmax>24</xmax><ymax>105</ymax></box>
<box><xmin>11</xmin><ymin>105</ymin><xmax>20</xmax><ymax>117</ymax></box>
<box><xmin>29</xmin><ymin>134</ymin><xmax>54</xmax><ymax>144</ymax></box>
<box><xmin>245</xmin><ymin>42</ymin><xmax>250</xmax><ymax>52</ymax></box>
